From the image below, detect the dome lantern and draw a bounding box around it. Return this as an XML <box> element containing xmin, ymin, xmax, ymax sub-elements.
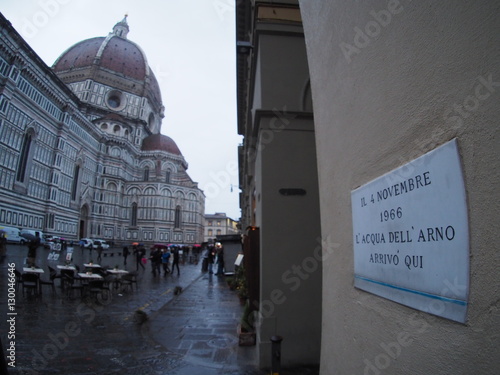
<box><xmin>113</xmin><ymin>15</ymin><xmax>129</xmax><ymax>38</ymax></box>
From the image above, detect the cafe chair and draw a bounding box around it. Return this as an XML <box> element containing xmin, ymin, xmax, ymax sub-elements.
<box><xmin>47</xmin><ymin>266</ymin><xmax>61</xmax><ymax>280</ymax></box>
<box><xmin>119</xmin><ymin>271</ymin><xmax>138</xmax><ymax>292</ymax></box>
<box><xmin>93</xmin><ymin>267</ymin><xmax>108</xmax><ymax>277</ymax></box>
<box><xmin>88</xmin><ymin>279</ymin><xmax>111</xmax><ymax>302</ymax></box>
<box><xmin>39</xmin><ymin>269</ymin><xmax>57</xmax><ymax>295</ymax></box>
<box><xmin>103</xmin><ymin>275</ymin><xmax>115</xmax><ymax>295</ymax></box>
<box><xmin>14</xmin><ymin>269</ymin><xmax>23</xmax><ymax>291</ymax></box>
<box><xmin>60</xmin><ymin>269</ymin><xmax>75</xmax><ymax>290</ymax></box>
<box><xmin>21</xmin><ymin>273</ymin><xmax>39</xmax><ymax>297</ymax></box>
<box><xmin>62</xmin><ymin>273</ymin><xmax>84</xmax><ymax>298</ymax></box>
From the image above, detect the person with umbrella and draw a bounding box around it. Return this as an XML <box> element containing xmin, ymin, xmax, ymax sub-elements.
<box><xmin>26</xmin><ymin>232</ymin><xmax>41</xmax><ymax>267</ymax></box>
<box><xmin>134</xmin><ymin>244</ymin><xmax>145</xmax><ymax>271</ymax></box>
<box><xmin>161</xmin><ymin>248</ymin><xmax>171</xmax><ymax>276</ymax></box>
<box><xmin>215</xmin><ymin>242</ymin><xmax>225</xmax><ymax>276</ymax></box>
<box><xmin>122</xmin><ymin>245</ymin><xmax>129</xmax><ymax>266</ymax></box>
<box><xmin>150</xmin><ymin>246</ymin><xmax>162</xmax><ymax>276</ymax></box>
<box><xmin>171</xmin><ymin>246</ymin><xmax>181</xmax><ymax>276</ymax></box>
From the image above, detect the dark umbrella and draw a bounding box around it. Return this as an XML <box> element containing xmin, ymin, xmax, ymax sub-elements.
<box><xmin>20</xmin><ymin>232</ymin><xmax>36</xmax><ymax>241</ymax></box>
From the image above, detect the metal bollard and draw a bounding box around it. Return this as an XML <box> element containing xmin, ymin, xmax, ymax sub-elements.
<box><xmin>270</xmin><ymin>335</ymin><xmax>283</xmax><ymax>375</ymax></box>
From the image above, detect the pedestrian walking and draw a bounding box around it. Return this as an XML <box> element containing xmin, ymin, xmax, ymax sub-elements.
<box><xmin>122</xmin><ymin>245</ymin><xmax>129</xmax><ymax>265</ymax></box>
<box><xmin>150</xmin><ymin>247</ymin><xmax>162</xmax><ymax>276</ymax></box>
<box><xmin>79</xmin><ymin>239</ymin><xmax>85</xmax><ymax>255</ymax></box>
<box><xmin>161</xmin><ymin>249</ymin><xmax>171</xmax><ymax>276</ymax></box>
<box><xmin>96</xmin><ymin>243</ymin><xmax>103</xmax><ymax>263</ymax></box>
<box><xmin>207</xmin><ymin>245</ymin><xmax>215</xmax><ymax>274</ymax></box>
<box><xmin>27</xmin><ymin>232</ymin><xmax>41</xmax><ymax>267</ymax></box>
<box><xmin>215</xmin><ymin>243</ymin><xmax>225</xmax><ymax>276</ymax></box>
<box><xmin>201</xmin><ymin>247</ymin><xmax>209</xmax><ymax>272</ymax></box>
<box><xmin>134</xmin><ymin>245</ymin><xmax>145</xmax><ymax>271</ymax></box>
<box><xmin>171</xmin><ymin>247</ymin><xmax>180</xmax><ymax>276</ymax></box>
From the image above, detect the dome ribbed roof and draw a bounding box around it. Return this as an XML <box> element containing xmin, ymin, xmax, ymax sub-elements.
<box><xmin>53</xmin><ymin>37</ymin><xmax>147</xmax><ymax>81</ymax></box>
<box><xmin>141</xmin><ymin>134</ymin><xmax>182</xmax><ymax>155</ymax></box>
<box><xmin>52</xmin><ymin>17</ymin><xmax>162</xmax><ymax>107</ymax></box>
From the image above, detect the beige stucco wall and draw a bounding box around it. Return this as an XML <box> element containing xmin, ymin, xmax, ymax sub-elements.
<box><xmin>299</xmin><ymin>0</ymin><xmax>500</xmax><ymax>373</ymax></box>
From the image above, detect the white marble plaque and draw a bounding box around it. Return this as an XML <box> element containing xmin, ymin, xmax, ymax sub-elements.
<box><xmin>351</xmin><ymin>139</ymin><xmax>469</xmax><ymax>322</ymax></box>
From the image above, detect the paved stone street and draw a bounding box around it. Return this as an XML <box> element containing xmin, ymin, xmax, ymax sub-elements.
<box><xmin>1</xmin><ymin>244</ymin><xmax>319</xmax><ymax>374</ymax></box>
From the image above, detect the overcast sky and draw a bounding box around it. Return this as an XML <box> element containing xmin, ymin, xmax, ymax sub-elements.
<box><xmin>1</xmin><ymin>0</ymin><xmax>242</xmax><ymax>220</ymax></box>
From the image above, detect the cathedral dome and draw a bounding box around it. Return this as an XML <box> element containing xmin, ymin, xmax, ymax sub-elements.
<box><xmin>141</xmin><ymin>134</ymin><xmax>182</xmax><ymax>155</ymax></box>
<box><xmin>52</xmin><ymin>16</ymin><xmax>163</xmax><ymax>123</ymax></box>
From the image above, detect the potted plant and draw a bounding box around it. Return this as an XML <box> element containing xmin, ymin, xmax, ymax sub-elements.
<box><xmin>237</xmin><ymin>300</ymin><xmax>256</xmax><ymax>346</ymax></box>
<box><xmin>234</xmin><ymin>265</ymin><xmax>249</xmax><ymax>303</ymax></box>
<box><xmin>226</xmin><ymin>276</ymin><xmax>236</xmax><ymax>290</ymax></box>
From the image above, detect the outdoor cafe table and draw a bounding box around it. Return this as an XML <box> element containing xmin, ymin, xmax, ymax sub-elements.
<box><xmin>107</xmin><ymin>269</ymin><xmax>129</xmax><ymax>275</ymax></box>
<box><xmin>83</xmin><ymin>263</ymin><xmax>101</xmax><ymax>268</ymax></box>
<box><xmin>83</xmin><ymin>263</ymin><xmax>102</xmax><ymax>272</ymax></box>
<box><xmin>107</xmin><ymin>269</ymin><xmax>129</xmax><ymax>289</ymax></box>
<box><xmin>77</xmin><ymin>272</ymin><xmax>103</xmax><ymax>280</ymax></box>
<box><xmin>57</xmin><ymin>265</ymin><xmax>76</xmax><ymax>271</ymax></box>
<box><xmin>23</xmin><ymin>267</ymin><xmax>45</xmax><ymax>274</ymax></box>
<box><xmin>22</xmin><ymin>267</ymin><xmax>44</xmax><ymax>294</ymax></box>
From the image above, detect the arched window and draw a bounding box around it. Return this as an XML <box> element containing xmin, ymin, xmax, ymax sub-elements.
<box><xmin>16</xmin><ymin>133</ymin><xmax>32</xmax><ymax>183</ymax></box>
<box><xmin>144</xmin><ymin>167</ymin><xmax>150</xmax><ymax>181</ymax></box>
<box><xmin>174</xmin><ymin>206</ymin><xmax>181</xmax><ymax>228</ymax></box>
<box><xmin>71</xmin><ymin>165</ymin><xmax>80</xmax><ymax>200</ymax></box>
<box><xmin>131</xmin><ymin>203</ymin><xmax>138</xmax><ymax>226</ymax></box>
<box><xmin>148</xmin><ymin>113</ymin><xmax>155</xmax><ymax>130</ymax></box>
<box><xmin>165</xmin><ymin>169</ymin><xmax>171</xmax><ymax>183</ymax></box>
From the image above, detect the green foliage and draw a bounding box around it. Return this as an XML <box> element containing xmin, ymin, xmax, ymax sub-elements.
<box><xmin>226</xmin><ymin>276</ymin><xmax>236</xmax><ymax>290</ymax></box>
<box><xmin>234</xmin><ymin>265</ymin><xmax>248</xmax><ymax>300</ymax></box>
<box><xmin>240</xmin><ymin>299</ymin><xmax>254</xmax><ymax>332</ymax></box>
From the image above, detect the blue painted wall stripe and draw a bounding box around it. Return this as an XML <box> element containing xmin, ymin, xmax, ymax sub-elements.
<box><xmin>355</xmin><ymin>275</ymin><xmax>467</xmax><ymax>306</ymax></box>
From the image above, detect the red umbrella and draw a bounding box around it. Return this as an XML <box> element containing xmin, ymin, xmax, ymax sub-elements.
<box><xmin>152</xmin><ymin>243</ymin><xmax>168</xmax><ymax>249</ymax></box>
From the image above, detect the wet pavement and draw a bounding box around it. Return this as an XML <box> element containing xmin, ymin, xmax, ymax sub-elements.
<box><xmin>0</xmin><ymin>244</ymin><xmax>319</xmax><ymax>375</ymax></box>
